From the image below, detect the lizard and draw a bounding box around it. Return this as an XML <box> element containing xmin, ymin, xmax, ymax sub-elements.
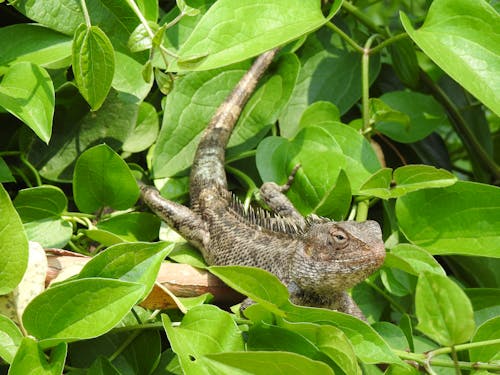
<box><xmin>139</xmin><ymin>48</ymin><xmax>386</xmax><ymax>319</ymax></box>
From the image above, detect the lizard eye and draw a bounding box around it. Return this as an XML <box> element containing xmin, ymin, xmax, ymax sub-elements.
<box><xmin>329</xmin><ymin>228</ymin><xmax>348</xmax><ymax>248</ymax></box>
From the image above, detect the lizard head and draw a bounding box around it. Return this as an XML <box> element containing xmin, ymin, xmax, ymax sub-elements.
<box><xmin>291</xmin><ymin>220</ymin><xmax>385</xmax><ymax>294</ymax></box>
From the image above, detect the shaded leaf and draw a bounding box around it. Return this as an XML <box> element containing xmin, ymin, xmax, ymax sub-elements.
<box><xmin>27</xmin><ymin>89</ymin><xmax>138</xmax><ymax>182</ymax></box>
<box><xmin>375</xmin><ymin>91</ymin><xmax>450</xmax><ymax>143</ymax></box>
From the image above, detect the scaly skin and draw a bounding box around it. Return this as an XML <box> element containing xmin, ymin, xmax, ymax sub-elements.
<box><xmin>140</xmin><ymin>48</ymin><xmax>385</xmax><ymax>319</ymax></box>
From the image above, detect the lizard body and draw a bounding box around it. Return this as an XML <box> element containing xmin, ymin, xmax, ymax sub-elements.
<box><xmin>140</xmin><ymin>48</ymin><xmax>385</xmax><ymax>319</ymax></box>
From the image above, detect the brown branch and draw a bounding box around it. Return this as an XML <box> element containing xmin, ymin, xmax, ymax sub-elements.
<box><xmin>46</xmin><ymin>252</ymin><xmax>244</xmax><ymax>310</ymax></box>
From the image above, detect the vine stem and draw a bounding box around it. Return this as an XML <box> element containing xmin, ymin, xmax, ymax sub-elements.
<box><xmin>361</xmin><ymin>35</ymin><xmax>378</xmax><ymax>131</ymax></box>
<box><xmin>341</xmin><ymin>1</ymin><xmax>387</xmax><ymax>36</ymax></box>
<box><xmin>420</xmin><ymin>72</ymin><xmax>500</xmax><ymax>180</ymax></box>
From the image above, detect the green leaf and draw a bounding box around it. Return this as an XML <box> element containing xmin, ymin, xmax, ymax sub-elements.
<box><xmin>162</xmin><ymin>0</ymin><xmax>215</xmax><ymax>54</ymax></box>
<box><xmin>0</xmin><ymin>62</ymin><xmax>54</xmax><ymax>143</ymax></box>
<box><xmin>13</xmin><ymin>0</ymin><xmax>84</xmax><ymax>35</ymax></box>
<box><xmin>283</xmin><ymin>305</ymin><xmax>403</xmax><ymax>365</ymax></box>
<box><xmin>276</xmin><ymin>321</ymin><xmax>362</xmax><ymax>375</ymax></box>
<box><xmin>174</xmin><ymin>0</ymin><xmax>341</xmax><ymax>71</ymax></box>
<box><xmin>297</xmin><ymin>101</ymin><xmax>341</xmax><ymax>131</ymax></box>
<box><xmin>87</xmin><ymin>357</ymin><xmax>121</xmax><ymax>375</ymax></box>
<box><xmin>380</xmin><ymin>268</ymin><xmax>415</xmax><ymax>297</ymax></box>
<box><xmin>23</xmin><ymin>278</ymin><xmax>144</xmax><ymax>343</ymax></box>
<box><xmin>384</xmin><ymin>244</ymin><xmax>445</xmax><ymax>276</ymax></box>
<box><xmin>14</xmin><ymin>185</ymin><xmax>67</xmax><ymax>221</ymax></box>
<box><xmin>122</xmin><ymin>101</ymin><xmax>159</xmax><ymax>153</ymax></box>
<box><xmin>209</xmin><ymin>266</ymin><xmax>289</xmax><ymax>315</ymax></box>
<box><xmin>73</xmin><ymin>144</ymin><xmax>139</xmax><ymax>213</ymax></box>
<box><xmin>396</xmin><ymin>181</ymin><xmax>500</xmax><ymax>257</ymax></box>
<box><xmin>0</xmin><ymin>157</ymin><xmax>14</xmax><ymax>183</ymax></box>
<box><xmin>27</xmin><ymin>89</ymin><xmax>138</xmax><ymax>182</ymax></box>
<box><xmin>23</xmin><ymin>219</ymin><xmax>73</xmax><ymax>249</ymax></box>
<box><xmin>9</xmin><ymin>337</ymin><xmax>66</xmax><ymax>375</ymax></box>
<box><xmin>466</xmin><ymin>288</ymin><xmax>500</xmax><ymax>326</ymax></box>
<box><xmin>77</xmin><ymin>242</ymin><xmax>172</xmax><ymax>299</ymax></box>
<box><xmin>72</xmin><ymin>24</ymin><xmax>115</xmax><ymax>111</ymax></box>
<box><xmin>14</xmin><ymin>192</ymin><xmax>71</xmax><ymax>246</ymax></box>
<box><xmin>127</xmin><ymin>21</ymin><xmax>159</xmax><ymax>53</ymax></box>
<box><xmin>176</xmin><ymin>0</ymin><xmax>200</xmax><ymax>17</ymax></box>
<box><xmin>91</xmin><ymin>212</ymin><xmax>161</xmax><ymax>243</ymax></box>
<box><xmin>199</xmin><ymin>351</ymin><xmax>335</xmax><ymax>374</ymax></box>
<box><xmin>0</xmin><ymin>24</ymin><xmax>72</xmax><ymax>72</ymax></box>
<box><xmin>257</xmin><ymin>122</ymin><xmax>379</xmax><ymax>217</ymax></box>
<box><xmin>469</xmin><ymin>316</ymin><xmax>500</xmax><ymax>363</ymax></box>
<box><xmin>279</xmin><ymin>29</ymin><xmax>381</xmax><ymax>137</ymax></box>
<box><xmin>112</xmin><ymin>52</ymin><xmax>153</xmax><ymax>101</ymax></box>
<box><xmin>13</xmin><ymin>186</ymin><xmax>72</xmax><ymax>247</ymax></box>
<box><xmin>162</xmin><ymin>305</ymin><xmax>244</xmax><ymax>374</ymax></box>
<box><xmin>0</xmin><ymin>184</ymin><xmax>29</xmax><ymax>295</ymax></box>
<box><xmin>374</xmin><ymin>91</ymin><xmax>451</xmax><ymax>143</ymax></box>
<box><xmin>360</xmin><ymin>165</ymin><xmax>456</xmax><ymax>199</ymax></box>
<box><xmin>401</xmin><ymin>0</ymin><xmax>500</xmax><ymax>116</ymax></box>
<box><xmin>153</xmin><ymin>53</ymin><xmax>298</xmax><ymax>177</ymax></box>
<box><xmin>0</xmin><ymin>314</ymin><xmax>23</xmax><ymax>364</ymax></box>
<box><xmin>247</xmin><ymin>323</ymin><xmax>331</xmax><ymax>364</ymax></box>
<box><xmin>389</xmin><ymin>38</ymin><xmax>419</xmax><ymax>89</ymax></box>
<box><xmin>415</xmin><ymin>272</ymin><xmax>475</xmax><ymax>346</ymax></box>
<box><xmin>372</xmin><ymin>322</ymin><xmax>409</xmax><ymax>352</ymax></box>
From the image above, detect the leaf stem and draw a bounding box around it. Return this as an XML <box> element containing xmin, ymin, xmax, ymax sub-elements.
<box><xmin>19</xmin><ymin>153</ymin><xmax>42</xmax><ymax>186</ymax></box>
<box><xmin>325</xmin><ymin>22</ymin><xmax>364</xmax><ymax>53</ymax></box>
<box><xmin>364</xmin><ymin>279</ymin><xmax>407</xmax><ymax>314</ymax></box>
<box><xmin>370</xmin><ymin>33</ymin><xmax>408</xmax><ymax>55</ymax></box>
<box><xmin>355</xmin><ymin>200</ymin><xmax>369</xmax><ymax>221</ymax></box>
<box><xmin>79</xmin><ymin>0</ymin><xmax>91</xmax><ymax>27</ymax></box>
<box><xmin>394</xmin><ymin>345</ymin><xmax>500</xmax><ymax>372</ymax></box>
<box><xmin>420</xmin><ymin>72</ymin><xmax>500</xmax><ymax>180</ymax></box>
<box><xmin>108</xmin><ymin>330</ymin><xmax>142</xmax><ymax>362</ymax></box>
<box><xmin>226</xmin><ymin>165</ymin><xmax>258</xmax><ymax>210</ymax></box>
<box><xmin>450</xmin><ymin>346</ymin><xmax>462</xmax><ymax>375</ymax></box>
<box><xmin>226</xmin><ymin>150</ymin><xmax>257</xmax><ymax>164</ymax></box>
<box><xmin>341</xmin><ymin>2</ymin><xmax>387</xmax><ymax>37</ymax></box>
<box><xmin>429</xmin><ymin>339</ymin><xmax>500</xmax><ymax>356</ymax></box>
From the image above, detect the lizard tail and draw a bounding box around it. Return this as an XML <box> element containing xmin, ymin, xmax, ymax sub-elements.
<box><xmin>189</xmin><ymin>48</ymin><xmax>280</xmax><ymax>209</ymax></box>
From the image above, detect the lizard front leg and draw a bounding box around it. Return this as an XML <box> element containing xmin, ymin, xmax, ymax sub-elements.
<box><xmin>259</xmin><ymin>164</ymin><xmax>305</xmax><ymax>226</ymax></box>
<box><xmin>139</xmin><ymin>183</ymin><xmax>209</xmax><ymax>251</ymax></box>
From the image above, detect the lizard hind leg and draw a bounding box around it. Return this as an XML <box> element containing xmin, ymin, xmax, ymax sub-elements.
<box><xmin>259</xmin><ymin>164</ymin><xmax>305</xmax><ymax>227</ymax></box>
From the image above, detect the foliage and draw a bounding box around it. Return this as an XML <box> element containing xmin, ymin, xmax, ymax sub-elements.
<box><xmin>0</xmin><ymin>0</ymin><xmax>499</xmax><ymax>373</ymax></box>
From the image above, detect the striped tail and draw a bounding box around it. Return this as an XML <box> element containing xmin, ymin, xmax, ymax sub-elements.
<box><xmin>189</xmin><ymin>48</ymin><xmax>280</xmax><ymax>209</ymax></box>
